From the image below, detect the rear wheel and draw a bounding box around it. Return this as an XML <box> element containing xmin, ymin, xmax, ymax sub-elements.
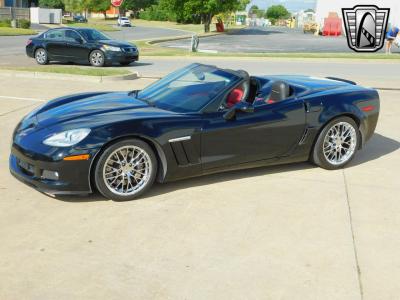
<box><xmin>94</xmin><ymin>139</ymin><xmax>157</xmax><ymax>201</ymax></box>
<box><xmin>312</xmin><ymin>116</ymin><xmax>360</xmax><ymax>170</ymax></box>
<box><xmin>89</xmin><ymin>50</ymin><xmax>105</xmax><ymax>67</ymax></box>
<box><xmin>35</xmin><ymin>48</ymin><xmax>48</xmax><ymax>65</ymax></box>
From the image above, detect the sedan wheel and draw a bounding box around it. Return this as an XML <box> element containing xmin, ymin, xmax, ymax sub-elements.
<box><xmin>89</xmin><ymin>50</ymin><xmax>105</xmax><ymax>67</ymax></box>
<box><xmin>35</xmin><ymin>48</ymin><xmax>48</xmax><ymax>65</ymax></box>
<box><xmin>94</xmin><ymin>139</ymin><xmax>157</xmax><ymax>201</ymax></box>
<box><xmin>312</xmin><ymin>116</ymin><xmax>359</xmax><ymax>170</ymax></box>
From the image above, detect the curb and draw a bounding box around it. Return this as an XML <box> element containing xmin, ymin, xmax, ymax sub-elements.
<box><xmin>146</xmin><ymin>32</ymin><xmax>222</xmax><ymax>45</ymax></box>
<box><xmin>0</xmin><ymin>70</ymin><xmax>139</xmax><ymax>82</ymax></box>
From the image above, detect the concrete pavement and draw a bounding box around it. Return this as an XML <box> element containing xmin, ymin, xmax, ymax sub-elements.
<box><xmin>4</xmin><ymin>55</ymin><xmax>400</xmax><ymax>90</ymax></box>
<box><xmin>160</xmin><ymin>26</ymin><xmax>400</xmax><ymax>54</ymax></box>
<box><xmin>0</xmin><ymin>75</ymin><xmax>399</xmax><ymax>299</ymax></box>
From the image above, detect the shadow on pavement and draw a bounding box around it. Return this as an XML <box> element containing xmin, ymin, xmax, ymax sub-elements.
<box><xmin>54</xmin><ymin>133</ymin><xmax>399</xmax><ymax>203</ymax></box>
<box><xmin>49</xmin><ymin>61</ymin><xmax>153</xmax><ymax>68</ymax></box>
<box><xmin>349</xmin><ymin>133</ymin><xmax>400</xmax><ymax>167</ymax></box>
<box><xmin>228</xmin><ymin>28</ymin><xmax>284</xmax><ymax>36</ymax></box>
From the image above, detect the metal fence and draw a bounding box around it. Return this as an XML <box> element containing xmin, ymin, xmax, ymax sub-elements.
<box><xmin>0</xmin><ymin>7</ymin><xmax>29</xmax><ymax>20</ymax></box>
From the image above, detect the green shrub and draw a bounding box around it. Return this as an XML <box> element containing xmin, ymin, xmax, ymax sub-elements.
<box><xmin>0</xmin><ymin>19</ymin><xmax>12</xmax><ymax>28</ymax></box>
<box><xmin>62</xmin><ymin>18</ymin><xmax>74</xmax><ymax>24</ymax></box>
<box><xmin>139</xmin><ymin>5</ymin><xmax>177</xmax><ymax>22</ymax></box>
<box><xmin>18</xmin><ymin>19</ymin><xmax>30</xmax><ymax>29</ymax></box>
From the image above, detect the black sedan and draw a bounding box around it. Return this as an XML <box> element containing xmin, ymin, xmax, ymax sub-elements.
<box><xmin>73</xmin><ymin>15</ymin><xmax>87</xmax><ymax>23</ymax></box>
<box><xmin>26</xmin><ymin>27</ymin><xmax>139</xmax><ymax>67</ymax></box>
<box><xmin>10</xmin><ymin>64</ymin><xmax>379</xmax><ymax>201</ymax></box>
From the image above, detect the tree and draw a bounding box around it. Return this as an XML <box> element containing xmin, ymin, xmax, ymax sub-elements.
<box><xmin>181</xmin><ymin>0</ymin><xmax>250</xmax><ymax>32</ymax></box>
<box><xmin>121</xmin><ymin>0</ymin><xmax>155</xmax><ymax>16</ymax></box>
<box><xmin>87</xmin><ymin>0</ymin><xmax>110</xmax><ymax>19</ymax></box>
<box><xmin>39</xmin><ymin>0</ymin><xmax>64</xmax><ymax>9</ymax></box>
<box><xmin>265</xmin><ymin>4</ymin><xmax>290</xmax><ymax>24</ymax></box>
<box><xmin>249</xmin><ymin>4</ymin><xmax>258</xmax><ymax>13</ymax></box>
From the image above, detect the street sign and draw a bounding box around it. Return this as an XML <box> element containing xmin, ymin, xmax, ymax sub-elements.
<box><xmin>111</xmin><ymin>0</ymin><xmax>124</xmax><ymax>7</ymax></box>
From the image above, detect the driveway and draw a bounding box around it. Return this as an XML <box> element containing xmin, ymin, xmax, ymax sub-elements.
<box><xmin>0</xmin><ymin>70</ymin><xmax>399</xmax><ymax>299</ymax></box>
<box><xmin>160</xmin><ymin>26</ymin><xmax>400</xmax><ymax>53</ymax></box>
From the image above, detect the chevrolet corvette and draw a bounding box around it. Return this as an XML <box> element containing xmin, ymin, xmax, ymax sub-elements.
<box><xmin>10</xmin><ymin>63</ymin><xmax>380</xmax><ymax>200</ymax></box>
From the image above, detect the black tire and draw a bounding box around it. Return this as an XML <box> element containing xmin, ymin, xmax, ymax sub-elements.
<box><xmin>311</xmin><ymin>116</ymin><xmax>360</xmax><ymax>170</ymax></box>
<box><xmin>94</xmin><ymin>139</ymin><xmax>158</xmax><ymax>201</ymax></box>
<box><xmin>89</xmin><ymin>50</ymin><xmax>105</xmax><ymax>67</ymax></box>
<box><xmin>35</xmin><ymin>48</ymin><xmax>48</xmax><ymax>65</ymax></box>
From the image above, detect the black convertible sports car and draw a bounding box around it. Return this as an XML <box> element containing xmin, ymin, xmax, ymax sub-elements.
<box><xmin>10</xmin><ymin>64</ymin><xmax>379</xmax><ymax>201</ymax></box>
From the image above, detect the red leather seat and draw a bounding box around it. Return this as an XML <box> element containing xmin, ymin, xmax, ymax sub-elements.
<box><xmin>226</xmin><ymin>88</ymin><xmax>244</xmax><ymax>108</ymax></box>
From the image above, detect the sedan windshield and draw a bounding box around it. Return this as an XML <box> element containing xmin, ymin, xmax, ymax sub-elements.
<box><xmin>76</xmin><ymin>29</ymin><xmax>110</xmax><ymax>41</ymax></box>
<box><xmin>137</xmin><ymin>64</ymin><xmax>240</xmax><ymax>113</ymax></box>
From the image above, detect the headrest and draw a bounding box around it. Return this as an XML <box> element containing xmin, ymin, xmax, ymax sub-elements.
<box><xmin>270</xmin><ymin>81</ymin><xmax>290</xmax><ymax>102</ymax></box>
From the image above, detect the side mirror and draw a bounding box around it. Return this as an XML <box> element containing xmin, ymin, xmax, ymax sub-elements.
<box><xmin>75</xmin><ymin>37</ymin><xmax>83</xmax><ymax>44</ymax></box>
<box><xmin>223</xmin><ymin>102</ymin><xmax>254</xmax><ymax>120</ymax></box>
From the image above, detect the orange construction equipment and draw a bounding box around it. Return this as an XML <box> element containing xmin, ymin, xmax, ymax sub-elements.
<box><xmin>323</xmin><ymin>12</ymin><xmax>342</xmax><ymax>36</ymax></box>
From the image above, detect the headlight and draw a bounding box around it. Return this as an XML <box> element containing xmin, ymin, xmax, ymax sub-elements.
<box><xmin>43</xmin><ymin>129</ymin><xmax>91</xmax><ymax>147</ymax></box>
<box><xmin>103</xmin><ymin>45</ymin><xmax>121</xmax><ymax>52</ymax></box>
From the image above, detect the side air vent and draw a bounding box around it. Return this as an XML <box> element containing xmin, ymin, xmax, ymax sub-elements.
<box><xmin>169</xmin><ymin>136</ymin><xmax>199</xmax><ymax>166</ymax></box>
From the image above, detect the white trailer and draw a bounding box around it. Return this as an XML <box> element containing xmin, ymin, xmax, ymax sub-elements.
<box><xmin>30</xmin><ymin>7</ymin><xmax>62</xmax><ymax>24</ymax></box>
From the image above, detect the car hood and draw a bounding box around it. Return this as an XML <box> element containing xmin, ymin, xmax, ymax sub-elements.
<box><xmin>32</xmin><ymin>92</ymin><xmax>168</xmax><ymax>128</ymax></box>
<box><xmin>99</xmin><ymin>40</ymin><xmax>135</xmax><ymax>48</ymax></box>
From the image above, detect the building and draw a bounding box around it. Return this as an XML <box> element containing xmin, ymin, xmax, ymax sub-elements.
<box><xmin>315</xmin><ymin>0</ymin><xmax>400</xmax><ymax>27</ymax></box>
<box><xmin>89</xmin><ymin>6</ymin><xmax>119</xmax><ymax>18</ymax></box>
<box><xmin>0</xmin><ymin>0</ymin><xmax>38</xmax><ymax>8</ymax></box>
<box><xmin>293</xmin><ymin>10</ymin><xmax>315</xmax><ymax>28</ymax></box>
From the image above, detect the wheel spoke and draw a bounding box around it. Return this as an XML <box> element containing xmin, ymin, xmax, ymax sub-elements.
<box><xmin>103</xmin><ymin>145</ymin><xmax>151</xmax><ymax>196</ymax></box>
<box><xmin>322</xmin><ymin>121</ymin><xmax>357</xmax><ymax>166</ymax></box>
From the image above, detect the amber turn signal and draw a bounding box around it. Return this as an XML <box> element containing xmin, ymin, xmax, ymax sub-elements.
<box><xmin>63</xmin><ymin>154</ymin><xmax>90</xmax><ymax>161</ymax></box>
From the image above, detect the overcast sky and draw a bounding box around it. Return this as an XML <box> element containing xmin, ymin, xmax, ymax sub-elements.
<box><xmin>247</xmin><ymin>0</ymin><xmax>317</xmax><ymax>12</ymax></box>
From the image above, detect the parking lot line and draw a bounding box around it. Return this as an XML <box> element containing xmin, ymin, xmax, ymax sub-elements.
<box><xmin>0</xmin><ymin>95</ymin><xmax>44</xmax><ymax>102</ymax></box>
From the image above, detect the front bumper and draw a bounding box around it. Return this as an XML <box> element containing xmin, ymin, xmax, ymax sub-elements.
<box><xmin>104</xmin><ymin>51</ymin><xmax>139</xmax><ymax>64</ymax></box>
<box><xmin>9</xmin><ymin>145</ymin><xmax>94</xmax><ymax>195</ymax></box>
<box><xmin>26</xmin><ymin>45</ymin><xmax>34</xmax><ymax>58</ymax></box>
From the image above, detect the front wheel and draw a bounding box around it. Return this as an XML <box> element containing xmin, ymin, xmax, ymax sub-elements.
<box><xmin>94</xmin><ymin>139</ymin><xmax>158</xmax><ymax>201</ymax></box>
<box><xmin>89</xmin><ymin>50</ymin><xmax>105</xmax><ymax>67</ymax></box>
<box><xmin>35</xmin><ymin>48</ymin><xmax>48</xmax><ymax>65</ymax></box>
<box><xmin>312</xmin><ymin>116</ymin><xmax>360</xmax><ymax>170</ymax></box>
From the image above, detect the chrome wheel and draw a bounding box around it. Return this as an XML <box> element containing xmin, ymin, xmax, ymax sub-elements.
<box><xmin>102</xmin><ymin>146</ymin><xmax>152</xmax><ymax>196</ymax></box>
<box><xmin>323</xmin><ymin>121</ymin><xmax>357</xmax><ymax>165</ymax></box>
<box><xmin>35</xmin><ymin>49</ymin><xmax>47</xmax><ymax>64</ymax></box>
<box><xmin>90</xmin><ymin>51</ymin><xmax>104</xmax><ymax>66</ymax></box>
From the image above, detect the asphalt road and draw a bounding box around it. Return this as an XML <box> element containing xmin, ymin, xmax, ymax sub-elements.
<box><xmin>160</xmin><ymin>26</ymin><xmax>400</xmax><ymax>53</ymax></box>
<box><xmin>0</xmin><ymin>25</ymin><xmax>189</xmax><ymax>57</ymax></box>
<box><xmin>0</xmin><ymin>75</ymin><xmax>399</xmax><ymax>299</ymax></box>
<box><xmin>1</xmin><ymin>54</ymin><xmax>399</xmax><ymax>90</ymax></box>
<box><xmin>125</xmin><ymin>57</ymin><xmax>400</xmax><ymax>89</ymax></box>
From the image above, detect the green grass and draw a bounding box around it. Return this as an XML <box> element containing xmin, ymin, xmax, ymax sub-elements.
<box><xmin>85</xmin><ymin>18</ymin><xmax>245</xmax><ymax>34</ymax></box>
<box><xmin>0</xmin><ymin>66</ymin><xmax>130</xmax><ymax>76</ymax></box>
<box><xmin>0</xmin><ymin>27</ymin><xmax>37</xmax><ymax>36</ymax></box>
<box><xmin>69</xmin><ymin>22</ymin><xmax>120</xmax><ymax>32</ymax></box>
<box><xmin>132</xmin><ymin>19</ymin><xmax>214</xmax><ymax>34</ymax></box>
<box><xmin>133</xmin><ymin>39</ymin><xmax>400</xmax><ymax>60</ymax></box>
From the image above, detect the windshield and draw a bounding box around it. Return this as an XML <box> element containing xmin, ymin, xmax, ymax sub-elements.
<box><xmin>137</xmin><ymin>64</ymin><xmax>240</xmax><ymax>113</ymax></box>
<box><xmin>76</xmin><ymin>29</ymin><xmax>110</xmax><ymax>41</ymax></box>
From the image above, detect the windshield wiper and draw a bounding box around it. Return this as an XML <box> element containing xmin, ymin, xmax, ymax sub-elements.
<box><xmin>128</xmin><ymin>89</ymin><xmax>139</xmax><ymax>97</ymax></box>
<box><xmin>128</xmin><ymin>90</ymin><xmax>156</xmax><ymax>107</ymax></box>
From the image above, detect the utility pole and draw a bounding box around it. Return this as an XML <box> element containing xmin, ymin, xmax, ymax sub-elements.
<box><xmin>11</xmin><ymin>0</ymin><xmax>17</xmax><ymax>28</ymax></box>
